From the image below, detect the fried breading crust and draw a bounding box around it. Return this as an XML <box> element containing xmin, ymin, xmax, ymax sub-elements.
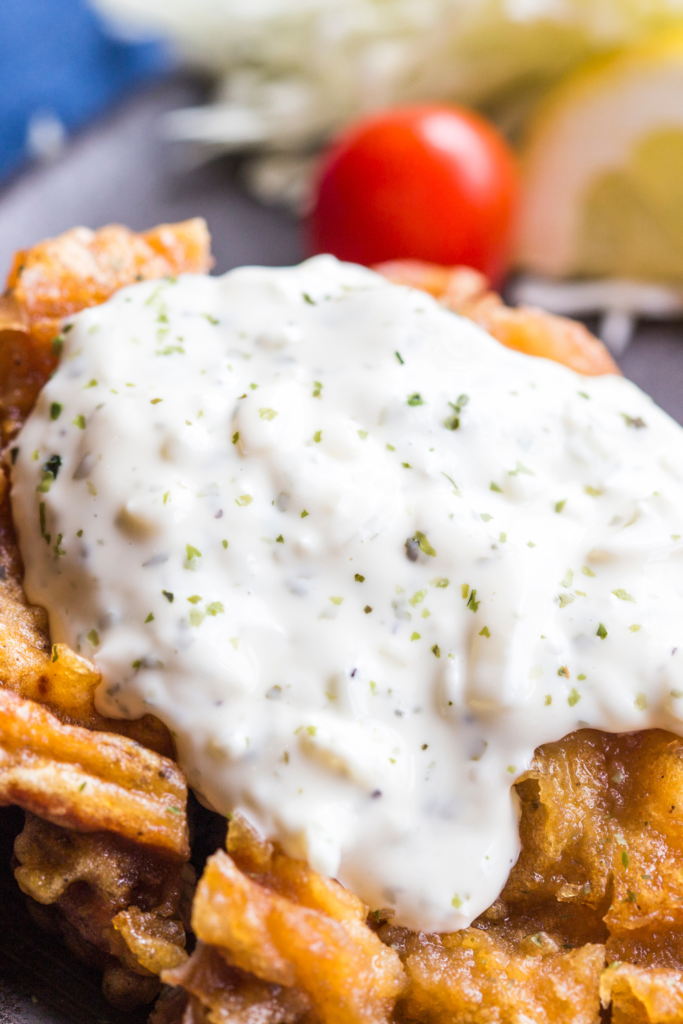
<box><xmin>0</xmin><ymin>687</ymin><xmax>188</xmax><ymax>857</ymax></box>
<box><xmin>14</xmin><ymin>814</ymin><xmax>193</xmax><ymax>1010</ymax></box>
<box><xmin>187</xmin><ymin>815</ymin><xmax>406</xmax><ymax>1024</ymax></box>
<box><xmin>0</xmin><ymin>218</ymin><xmax>212</xmax><ymax>443</ymax></box>
<box><xmin>374</xmin><ymin>259</ymin><xmax>620</xmax><ymax>377</ymax></box>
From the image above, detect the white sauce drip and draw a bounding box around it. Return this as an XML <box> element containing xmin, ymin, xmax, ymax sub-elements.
<box><xmin>11</xmin><ymin>257</ymin><xmax>683</xmax><ymax>932</ymax></box>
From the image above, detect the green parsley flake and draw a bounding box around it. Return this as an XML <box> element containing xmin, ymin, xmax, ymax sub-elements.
<box><xmin>186</xmin><ymin>544</ymin><xmax>202</xmax><ymax>560</ymax></box>
<box><xmin>629</xmin><ymin>624</ymin><xmax>641</xmax><ymax>632</ymax></box>
<box><xmin>163</xmin><ymin>491</ymin><xmax>170</xmax><ymax>505</ymax></box>
<box><xmin>86</xmin><ymin>629</ymin><xmax>99</xmax><ymax>647</ymax></box>
<box><xmin>145</xmin><ymin>612</ymin><xmax>154</xmax><ymax>623</ymax></box>
<box><xmin>441</xmin><ymin>472</ymin><xmax>461</xmax><ymax>496</ymax></box>
<box><xmin>567</xmin><ymin>688</ymin><xmax>581</xmax><ymax>707</ymax></box>
<box><xmin>622</xmin><ymin>851</ymin><xmax>630</xmax><ymax>868</ymax></box>
<box><xmin>409</xmin><ymin>590</ymin><xmax>427</xmax><ymax>606</ymax></box>
<box><xmin>499</xmin><ymin>532</ymin><xmax>507</xmax><ymax>543</ymax></box>
<box><xmin>613</xmin><ymin>589</ymin><xmax>636</xmax><ymax>603</ymax></box>
<box><xmin>411</xmin><ymin>631</ymin><xmax>421</xmax><ymax>641</ymax></box>
<box><xmin>395</xmin><ymin>351</ymin><xmax>404</xmax><ymax>365</ymax></box>
<box><xmin>232</xmin><ymin>431</ymin><xmax>240</xmax><ymax>444</ymax></box>
<box><xmin>355</xmin><ymin>574</ymin><xmax>365</xmax><ymax>582</ymax></box>
<box><xmin>414</xmin><ymin>531</ymin><xmax>436</xmax><ymax>556</ymax></box>
<box><xmin>507</xmin><ymin>766</ymin><xmax>516</xmax><ymax>774</ymax></box>
<box><xmin>222</xmin><ymin>540</ymin><xmax>228</xmax><ymax>549</ymax></box>
<box><xmin>187</xmin><ymin>595</ymin><xmax>202</xmax><ymax>604</ymax></box>
<box><xmin>407</xmin><ymin>393</ymin><xmax>424</xmax><ymax>406</ymax></box>
<box><xmin>162</xmin><ymin>591</ymin><xmax>174</xmax><ymax>603</ymax></box>
<box><xmin>276</xmin><ymin>534</ymin><xmax>284</xmax><ymax>543</ymax></box>
<box><xmin>73</xmin><ymin>414</ymin><xmax>86</xmax><ymax>429</ymax></box>
<box><xmin>581</xmin><ymin>566</ymin><xmax>595</xmax><ymax>577</ymax></box>
<box><xmin>434</xmin><ymin>578</ymin><xmax>449</xmax><ymax>588</ymax></box>
<box><xmin>189</xmin><ymin>609</ymin><xmax>205</xmax><ymax>627</ymax></box>
<box><xmin>313</xmin><ymin>430</ymin><xmax>322</xmax><ymax>443</ymax></box>
<box><xmin>358</xmin><ymin>429</ymin><xmax>368</xmax><ymax>440</ymax></box>
<box><xmin>555</xmin><ymin>499</ymin><xmax>566</xmax><ymax>513</ymax></box>
<box><xmin>329</xmin><ymin>596</ymin><xmax>343</xmax><ymax>605</ymax></box>
<box><xmin>50</xmin><ymin>402</ymin><xmax>62</xmax><ymax>420</ymax></box>
<box><xmin>312</xmin><ymin>381</ymin><xmax>322</xmax><ymax>398</ymax></box>
<box><xmin>466</xmin><ymin>589</ymin><xmax>480</xmax><ymax>613</ymax></box>
<box><xmin>259</xmin><ymin>407</ymin><xmax>278</xmax><ymax>420</ymax></box>
<box><xmin>150</xmin><ymin>398</ymin><xmax>163</xmax><ymax>404</ymax></box>
<box><xmin>432</xmin><ymin>644</ymin><xmax>441</xmax><ymax>658</ymax></box>
<box><xmin>51</xmin><ymin>645</ymin><xmax>59</xmax><ymax>663</ymax></box>
<box><xmin>597</xmin><ymin>622</ymin><xmax>608</xmax><ymax>639</ymax></box>
<box><xmin>207</xmin><ymin>602</ymin><xmax>224</xmax><ymax>616</ymax></box>
<box><xmin>84</xmin><ymin>379</ymin><xmax>97</xmax><ymax>389</ymax></box>
<box><xmin>479</xmin><ymin>626</ymin><xmax>491</xmax><ymax>638</ymax></box>
<box><xmin>577</xmin><ymin>674</ymin><xmax>587</xmax><ymax>681</ymax></box>
<box><xmin>364</xmin><ymin>605</ymin><xmax>372</xmax><ymax>614</ymax></box>
<box><xmin>510</xmin><ymin>461</ymin><xmax>534</xmax><ymax>476</ymax></box>
<box><xmin>235</xmin><ymin>495</ymin><xmax>253</xmax><ymax>506</ymax></box>
<box><xmin>544</xmin><ymin>695</ymin><xmax>552</xmax><ymax>706</ymax></box>
<box><xmin>490</xmin><ymin>482</ymin><xmax>502</xmax><ymax>492</ymax></box>
<box><xmin>584</xmin><ymin>485</ymin><xmax>602</xmax><ymax>496</ymax></box>
<box><xmin>481</xmin><ymin>513</ymin><xmax>493</xmax><ymax>522</ymax></box>
<box><xmin>301</xmin><ymin>510</ymin><xmax>309</xmax><ymax>518</ymax></box>
<box><xmin>634</xmin><ymin>693</ymin><xmax>647</xmax><ymax>711</ymax></box>
<box><xmin>386</xmin><ymin>443</ymin><xmax>395</xmax><ymax>451</ymax></box>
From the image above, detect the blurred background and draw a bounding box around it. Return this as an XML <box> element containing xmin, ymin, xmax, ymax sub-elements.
<box><xmin>5</xmin><ymin>0</ymin><xmax>683</xmax><ymax>395</ymax></box>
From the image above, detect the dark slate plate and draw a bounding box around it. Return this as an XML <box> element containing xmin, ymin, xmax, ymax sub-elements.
<box><xmin>0</xmin><ymin>72</ymin><xmax>681</xmax><ymax>1024</ymax></box>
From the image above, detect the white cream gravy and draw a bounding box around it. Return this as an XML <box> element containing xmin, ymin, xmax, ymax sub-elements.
<box><xmin>11</xmin><ymin>257</ymin><xmax>683</xmax><ymax>931</ymax></box>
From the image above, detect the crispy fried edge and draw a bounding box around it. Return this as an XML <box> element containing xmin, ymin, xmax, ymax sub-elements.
<box><xmin>373</xmin><ymin>259</ymin><xmax>620</xmax><ymax>376</ymax></box>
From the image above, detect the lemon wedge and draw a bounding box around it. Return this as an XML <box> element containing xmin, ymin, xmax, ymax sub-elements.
<box><xmin>518</xmin><ymin>31</ymin><xmax>683</xmax><ymax>285</ymax></box>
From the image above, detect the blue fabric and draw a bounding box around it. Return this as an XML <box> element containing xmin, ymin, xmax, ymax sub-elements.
<box><xmin>0</xmin><ymin>0</ymin><xmax>169</xmax><ymax>182</ymax></box>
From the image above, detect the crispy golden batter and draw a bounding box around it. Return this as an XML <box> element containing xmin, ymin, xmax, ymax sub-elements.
<box><xmin>188</xmin><ymin>815</ymin><xmax>406</xmax><ymax>1024</ymax></box>
<box><xmin>0</xmin><ymin>218</ymin><xmax>212</xmax><ymax>443</ymax></box>
<box><xmin>386</xmin><ymin>927</ymin><xmax>605</xmax><ymax>1024</ymax></box>
<box><xmin>15</xmin><ymin>814</ymin><xmax>193</xmax><ymax>1010</ymax></box>
<box><xmin>0</xmin><ymin>687</ymin><xmax>188</xmax><ymax>857</ymax></box>
<box><xmin>163</xmin><ymin>943</ymin><xmax>312</xmax><ymax>1024</ymax></box>
<box><xmin>600</xmin><ymin>962</ymin><xmax>683</xmax><ymax>1023</ymax></box>
<box><xmin>374</xmin><ymin>258</ymin><xmax>620</xmax><ymax>377</ymax></box>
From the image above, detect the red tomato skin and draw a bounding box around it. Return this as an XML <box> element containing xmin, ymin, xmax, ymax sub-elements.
<box><xmin>307</xmin><ymin>104</ymin><xmax>519</xmax><ymax>285</ymax></box>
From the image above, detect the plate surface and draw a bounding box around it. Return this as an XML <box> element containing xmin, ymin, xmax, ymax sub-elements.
<box><xmin>0</xmin><ymin>73</ymin><xmax>681</xmax><ymax>1024</ymax></box>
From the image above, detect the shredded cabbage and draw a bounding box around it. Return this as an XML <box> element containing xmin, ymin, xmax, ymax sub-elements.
<box><xmin>94</xmin><ymin>0</ymin><xmax>683</xmax><ymax>204</ymax></box>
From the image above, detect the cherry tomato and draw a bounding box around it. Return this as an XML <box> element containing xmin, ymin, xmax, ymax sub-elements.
<box><xmin>307</xmin><ymin>104</ymin><xmax>519</xmax><ymax>284</ymax></box>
